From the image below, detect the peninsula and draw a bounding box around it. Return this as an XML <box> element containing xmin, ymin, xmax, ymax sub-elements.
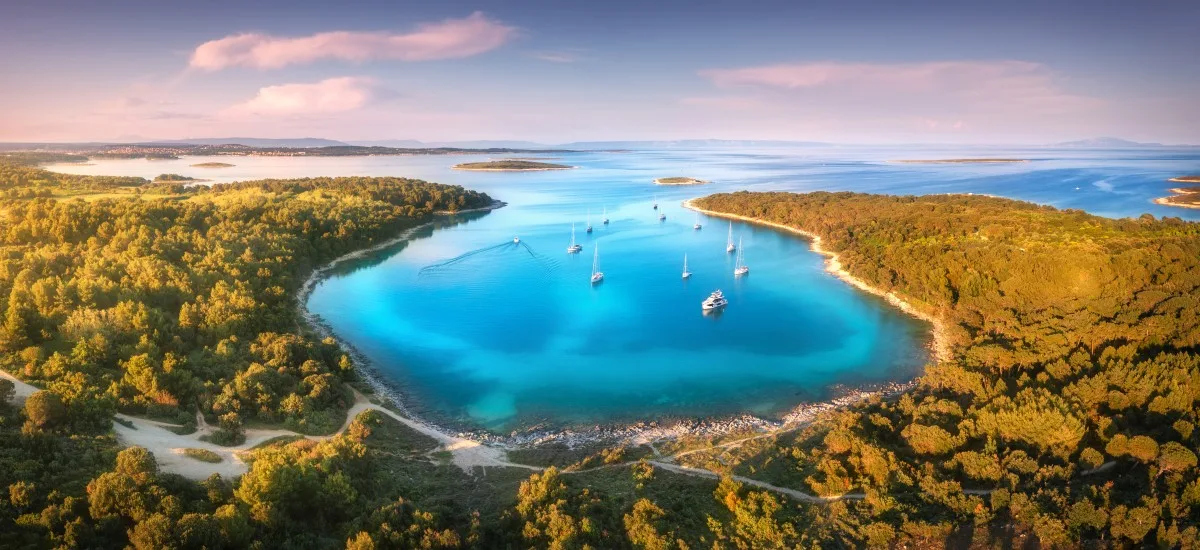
<box><xmin>190</xmin><ymin>162</ymin><xmax>235</xmax><ymax>168</ymax></box>
<box><xmin>653</xmin><ymin>176</ymin><xmax>709</xmax><ymax>185</ymax></box>
<box><xmin>893</xmin><ymin>158</ymin><xmax>1029</xmax><ymax>164</ymax></box>
<box><xmin>1155</xmin><ymin>184</ymin><xmax>1200</xmax><ymax>209</ymax></box>
<box><xmin>1168</xmin><ymin>175</ymin><xmax>1200</xmax><ymax>183</ymax></box>
<box><xmin>452</xmin><ymin>159</ymin><xmax>573</xmax><ymax>171</ymax></box>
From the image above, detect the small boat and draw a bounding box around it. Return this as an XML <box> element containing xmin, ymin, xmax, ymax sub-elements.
<box><xmin>734</xmin><ymin>237</ymin><xmax>749</xmax><ymax>276</ymax></box>
<box><xmin>586</xmin><ymin>210</ymin><xmax>593</xmax><ymax>233</ymax></box>
<box><xmin>702</xmin><ymin>289</ymin><xmax>728</xmax><ymax>311</ymax></box>
<box><xmin>682</xmin><ymin>254</ymin><xmax>691</xmax><ymax>279</ymax></box>
<box><xmin>602</xmin><ymin>207</ymin><xmax>609</xmax><ymax>224</ymax></box>
<box><xmin>653</xmin><ymin>195</ymin><xmax>658</xmax><ymax>210</ymax></box>
<box><xmin>514</xmin><ymin>236</ymin><xmax>520</xmax><ymax>244</ymax></box>
<box><xmin>590</xmin><ymin>245</ymin><xmax>604</xmax><ymax>284</ymax></box>
<box><xmin>726</xmin><ymin>222</ymin><xmax>736</xmax><ymax>253</ymax></box>
<box><xmin>566</xmin><ymin>224</ymin><xmax>582</xmax><ymax>253</ymax></box>
<box><xmin>693</xmin><ymin>213</ymin><xmax>702</xmax><ymax>230</ymax></box>
<box><xmin>659</xmin><ymin>212</ymin><xmax>666</xmax><ymax>221</ymax></box>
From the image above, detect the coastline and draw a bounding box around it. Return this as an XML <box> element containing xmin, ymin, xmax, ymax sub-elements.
<box><xmin>891</xmin><ymin>159</ymin><xmax>1028</xmax><ymax>164</ymax></box>
<box><xmin>682</xmin><ymin>197</ymin><xmax>951</xmax><ymax>364</ymax></box>
<box><xmin>1154</xmin><ymin>185</ymin><xmax>1200</xmax><ymax>210</ymax></box>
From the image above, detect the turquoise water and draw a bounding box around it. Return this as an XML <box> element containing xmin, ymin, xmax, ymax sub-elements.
<box><xmin>49</xmin><ymin>146</ymin><xmax>1200</xmax><ymax>430</ymax></box>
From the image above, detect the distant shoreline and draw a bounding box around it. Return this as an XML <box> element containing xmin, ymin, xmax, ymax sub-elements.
<box><xmin>682</xmin><ymin>197</ymin><xmax>950</xmax><ymax>364</ymax></box>
<box><xmin>892</xmin><ymin>158</ymin><xmax>1028</xmax><ymax>164</ymax></box>
<box><xmin>1167</xmin><ymin>176</ymin><xmax>1200</xmax><ymax>183</ymax></box>
<box><xmin>190</xmin><ymin>162</ymin><xmax>235</xmax><ymax>168</ymax></box>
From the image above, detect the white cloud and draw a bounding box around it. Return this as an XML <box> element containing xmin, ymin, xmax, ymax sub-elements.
<box><xmin>224</xmin><ymin>77</ymin><xmax>381</xmax><ymax>116</ymax></box>
<box><xmin>190</xmin><ymin>12</ymin><xmax>514</xmax><ymax>70</ymax></box>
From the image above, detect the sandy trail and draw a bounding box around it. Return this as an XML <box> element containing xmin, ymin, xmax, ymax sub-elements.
<box><xmin>109</xmin><ymin>390</ymin><xmax>538</xmax><ymax>480</ymax></box>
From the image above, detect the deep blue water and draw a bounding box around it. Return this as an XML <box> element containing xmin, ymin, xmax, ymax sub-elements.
<box><xmin>50</xmin><ymin>146</ymin><xmax>1200</xmax><ymax>430</ymax></box>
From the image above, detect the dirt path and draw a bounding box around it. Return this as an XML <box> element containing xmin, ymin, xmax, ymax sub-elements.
<box><xmin>110</xmin><ymin>390</ymin><xmax>538</xmax><ymax>480</ymax></box>
<box><xmin>0</xmin><ymin>369</ymin><xmax>39</xmax><ymax>404</ymax></box>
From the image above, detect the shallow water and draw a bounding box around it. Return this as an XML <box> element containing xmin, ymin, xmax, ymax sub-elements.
<box><xmin>49</xmin><ymin>146</ymin><xmax>1200</xmax><ymax>430</ymax></box>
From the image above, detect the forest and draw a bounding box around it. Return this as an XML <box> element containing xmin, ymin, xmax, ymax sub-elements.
<box><xmin>687</xmin><ymin>191</ymin><xmax>1200</xmax><ymax>547</ymax></box>
<box><xmin>2</xmin><ymin>164</ymin><xmax>1199</xmax><ymax>548</ymax></box>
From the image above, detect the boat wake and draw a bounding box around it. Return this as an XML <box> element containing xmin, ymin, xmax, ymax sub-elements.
<box><xmin>417</xmin><ymin>240</ymin><xmax>562</xmax><ymax>281</ymax></box>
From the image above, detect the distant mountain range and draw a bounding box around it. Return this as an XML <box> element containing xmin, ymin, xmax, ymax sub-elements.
<box><xmin>1053</xmin><ymin>137</ymin><xmax>1167</xmax><ymax>148</ymax></box>
<box><xmin>144</xmin><ymin>137</ymin><xmax>350</xmax><ymax>148</ymax></box>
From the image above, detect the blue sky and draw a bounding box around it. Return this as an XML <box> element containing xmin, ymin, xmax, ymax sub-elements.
<box><xmin>2</xmin><ymin>0</ymin><xmax>1197</xmax><ymax>144</ymax></box>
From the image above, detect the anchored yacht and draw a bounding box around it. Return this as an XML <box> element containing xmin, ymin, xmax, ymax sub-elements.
<box><xmin>734</xmin><ymin>237</ymin><xmax>749</xmax><ymax>276</ymax></box>
<box><xmin>567</xmin><ymin>224</ymin><xmax>582</xmax><ymax>253</ymax></box>
<box><xmin>694</xmin><ymin>213</ymin><xmax>702</xmax><ymax>230</ymax></box>
<box><xmin>513</xmin><ymin>236</ymin><xmax>520</xmax><ymax>244</ymax></box>
<box><xmin>602</xmin><ymin>207</ymin><xmax>609</xmax><ymax>225</ymax></box>
<box><xmin>702</xmin><ymin>289</ymin><xmax>728</xmax><ymax>311</ymax></box>
<box><xmin>586</xmin><ymin>210</ymin><xmax>593</xmax><ymax>233</ymax></box>
<box><xmin>726</xmin><ymin>222</ymin><xmax>736</xmax><ymax>253</ymax></box>
<box><xmin>682</xmin><ymin>254</ymin><xmax>691</xmax><ymax>279</ymax></box>
<box><xmin>590</xmin><ymin>245</ymin><xmax>604</xmax><ymax>284</ymax></box>
<box><xmin>652</xmin><ymin>195</ymin><xmax>658</xmax><ymax>210</ymax></box>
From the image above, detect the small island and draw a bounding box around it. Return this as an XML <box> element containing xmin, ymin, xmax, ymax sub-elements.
<box><xmin>1168</xmin><ymin>175</ymin><xmax>1200</xmax><ymax>183</ymax></box>
<box><xmin>191</xmin><ymin>162</ymin><xmax>235</xmax><ymax>168</ymax></box>
<box><xmin>893</xmin><ymin>158</ymin><xmax>1029</xmax><ymax>164</ymax></box>
<box><xmin>451</xmin><ymin>160</ymin><xmax>573</xmax><ymax>171</ymax></box>
<box><xmin>654</xmin><ymin>177</ymin><xmax>710</xmax><ymax>185</ymax></box>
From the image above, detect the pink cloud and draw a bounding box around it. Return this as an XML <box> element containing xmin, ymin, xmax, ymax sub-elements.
<box><xmin>224</xmin><ymin>77</ymin><xmax>380</xmax><ymax>116</ymax></box>
<box><xmin>695</xmin><ymin>60</ymin><xmax>1104</xmax><ymax>136</ymax></box>
<box><xmin>191</xmin><ymin>12</ymin><xmax>514</xmax><ymax>70</ymax></box>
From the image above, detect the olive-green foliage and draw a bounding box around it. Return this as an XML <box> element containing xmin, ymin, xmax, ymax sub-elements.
<box><xmin>695</xmin><ymin>191</ymin><xmax>1200</xmax><ymax>546</ymax></box>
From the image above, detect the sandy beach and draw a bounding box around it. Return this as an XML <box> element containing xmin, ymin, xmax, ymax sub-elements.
<box><xmin>682</xmin><ymin>197</ymin><xmax>951</xmax><ymax>364</ymax></box>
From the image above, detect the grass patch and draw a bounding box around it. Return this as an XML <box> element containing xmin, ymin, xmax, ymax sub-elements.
<box><xmin>182</xmin><ymin>448</ymin><xmax>222</xmax><ymax>463</ymax></box>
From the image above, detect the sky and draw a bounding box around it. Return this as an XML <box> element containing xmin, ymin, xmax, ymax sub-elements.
<box><xmin>1</xmin><ymin>0</ymin><xmax>1197</xmax><ymax>144</ymax></box>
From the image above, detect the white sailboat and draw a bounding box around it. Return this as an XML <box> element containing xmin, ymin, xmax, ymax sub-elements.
<box><xmin>514</xmin><ymin>236</ymin><xmax>520</xmax><ymax>244</ymax></box>
<box><xmin>590</xmin><ymin>245</ymin><xmax>604</xmax><ymax>284</ymax></box>
<box><xmin>659</xmin><ymin>210</ymin><xmax>666</xmax><ymax>221</ymax></box>
<box><xmin>652</xmin><ymin>195</ymin><xmax>658</xmax><ymax>210</ymax></box>
<box><xmin>693</xmin><ymin>213</ymin><xmax>702</xmax><ymax>230</ymax></box>
<box><xmin>726</xmin><ymin>222</ymin><xmax>736</xmax><ymax>253</ymax></box>
<box><xmin>602</xmin><ymin>207</ymin><xmax>609</xmax><ymax>224</ymax></box>
<box><xmin>734</xmin><ymin>237</ymin><xmax>749</xmax><ymax>276</ymax></box>
<box><xmin>682</xmin><ymin>254</ymin><xmax>691</xmax><ymax>279</ymax></box>
<box><xmin>566</xmin><ymin>224</ymin><xmax>582</xmax><ymax>253</ymax></box>
<box><xmin>586</xmin><ymin>210</ymin><xmax>593</xmax><ymax>233</ymax></box>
